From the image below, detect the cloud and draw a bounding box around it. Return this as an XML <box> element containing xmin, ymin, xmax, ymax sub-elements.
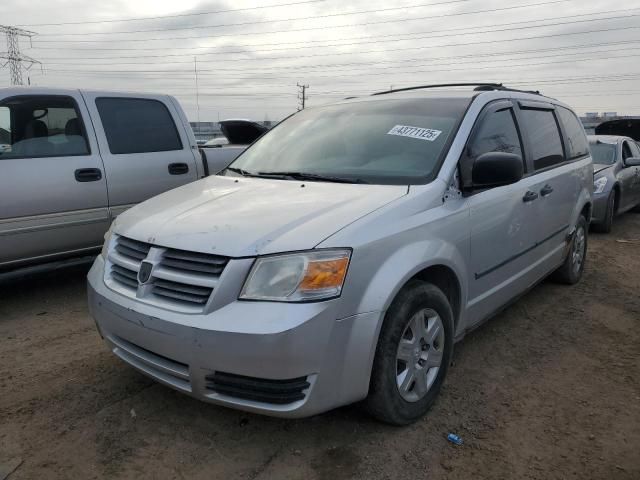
<box><xmin>2</xmin><ymin>0</ymin><xmax>639</xmax><ymax>120</ymax></box>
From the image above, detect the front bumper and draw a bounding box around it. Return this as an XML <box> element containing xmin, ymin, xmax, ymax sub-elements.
<box><xmin>590</xmin><ymin>190</ymin><xmax>611</xmax><ymax>224</ymax></box>
<box><xmin>87</xmin><ymin>256</ymin><xmax>381</xmax><ymax>418</ymax></box>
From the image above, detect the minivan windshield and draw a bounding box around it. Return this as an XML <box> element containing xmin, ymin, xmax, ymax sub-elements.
<box><xmin>589</xmin><ymin>141</ymin><xmax>617</xmax><ymax>165</ymax></box>
<box><xmin>225</xmin><ymin>97</ymin><xmax>471</xmax><ymax>185</ymax></box>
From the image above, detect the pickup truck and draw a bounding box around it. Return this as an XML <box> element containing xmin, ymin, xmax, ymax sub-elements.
<box><xmin>0</xmin><ymin>87</ymin><xmax>249</xmax><ymax>275</ymax></box>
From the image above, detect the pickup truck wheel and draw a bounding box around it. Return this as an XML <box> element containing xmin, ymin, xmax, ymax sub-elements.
<box><xmin>552</xmin><ymin>215</ymin><xmax>588</xmax><ymax>285</ymax></box>
<box><xmin>592</xmin><ymin>192</ymin><xmax>615</xmax><ymax>233</ymax></box>
<box><xmin>365</xmin><ymin>280</ymin><xmax>454</xmax><ymax>426</ymax></box>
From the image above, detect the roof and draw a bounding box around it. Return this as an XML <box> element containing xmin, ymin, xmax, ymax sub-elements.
<box><xmin>588</xmin><ymin>135</ymin><xmax>626</xmax><ymax>143</ymax></box>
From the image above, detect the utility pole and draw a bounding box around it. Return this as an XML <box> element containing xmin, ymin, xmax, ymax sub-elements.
<box><xmin>194</xmin><ymin>56</ymin><xmax>201</xmax><ymax>124</ymax></box>
<box><xmin>0</xmin><ymin>25</ymin><xmax>40</xmax><ymax>86</ymax></box>
<box><xmin>297</xmin><ymin>82</ymin><xmax>309</xmax><ymax>110</ymax></box>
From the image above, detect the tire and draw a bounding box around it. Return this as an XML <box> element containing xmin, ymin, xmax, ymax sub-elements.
<box><xmin>365</xmin><ymin>280</ymin><xmax>454</xmax><ymax>425</ymax></box>
<box><xmin>552</xmin><ymin>215</ymin><xmax>588</xmax><ymax>285</ymax></box>
<box><xmin>592</xmin><ymin>191</ymin><xmax>615</xmax><ymax>233</ymax></box>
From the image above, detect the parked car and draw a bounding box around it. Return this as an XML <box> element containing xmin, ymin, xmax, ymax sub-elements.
<box><xmin>588</xmin><ymin>135</ymin><xmax>640</xmax><ymax>232</ymax></box>
<box><xmin>0</xmin><ymin>87</ymin><xmax>213</xmax><ymax>276</ymax></box>
<box><xmin>88</xmin><ymin>84</ymin><xmax>593</xmax><ymax>425</ymax></box>
<box><xmin>199</xmin><ymin>119</ymin><xmax>267</xmax><ymax>174</ymax></box>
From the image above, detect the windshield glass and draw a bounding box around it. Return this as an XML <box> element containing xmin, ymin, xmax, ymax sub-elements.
<box><xmin>589</xmin><ymin>141</ymin><xmax>617</xmax><ymax>165</ymax></box>
<box><xmin>226</xmin><ymin>97</ymin><xmax>471</xmax><ymax>185</ymax></box>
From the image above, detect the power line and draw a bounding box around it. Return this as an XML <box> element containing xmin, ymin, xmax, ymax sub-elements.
<box><xmin>30</xmin><ymin>11</ymin><xmax>640</xmax><ymax>61</ymax></box>
<box><xmin>16</xmin><ymin>0</ymin><xmax>328</xmax><ymax>27</ymax></box>
<box><xmin>35</xmin><ymin>0</ymin><xmax>477</xmax><ymax>36</ymax></box>
<box><xmin>26</xmin><ymin>7</ymin><xmax>640</xmax><ymax>52</ymax></box>
<box><xmin>33</xmin><ymin>24</ymin><xmax>640</xmax><ymax>66</ymax></box>
<box><xmin>32</xmin><ymin>0</ymin><xmax>568</xmax><ymax>40</ymax></box>
<box><xmin>36</xmin><ymin>39</ymin><xmax>640</xmax><ymax>76</ymax></box>
<box><xmin>0</xmin><ymin>25</ymin><xmax>40</xmax><ymax>85</ymax></box>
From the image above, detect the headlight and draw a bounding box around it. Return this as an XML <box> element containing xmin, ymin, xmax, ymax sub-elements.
<box><xmin>240</xmin><ymin>249</ymin><xmax>351</xmax><ymax>302</ymax></box>
<box><xmin>593</xmin><ymin>176</ymin><xmax>607</xmax><ymax>194</ymax></box>
<box><xmin>101</xmin><ymin>223</ymin><xmax>115</xmax><ymax>258</ymax></box>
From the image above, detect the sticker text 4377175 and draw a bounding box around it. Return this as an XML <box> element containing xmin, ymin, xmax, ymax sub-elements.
<box><xmin>387</xmin><ymin>125</ymin><xmax>442</xmax><ymax>142</ymax></box>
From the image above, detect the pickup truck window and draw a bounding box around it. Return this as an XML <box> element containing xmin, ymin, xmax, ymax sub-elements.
<box><xmin>0</xmin><ymin>95</ymin><xmax>89</xmax><ymax>159</ymax></box>
<box><xmin>96</xmin><ymin>97</ymin><xmax>182</xmax><ymax>155</ymax></box>
<box><xmin>557</xmin><ymin>106</ymin><xmax>589</xmax><ymax>160</ymax></box>
<box><xmin>520</xmin><ymin>108</ymin><xmax>565</xmax><ymax>171</ymax></box>
<box><xmin>227</xmin><ymin>97</ymin><xmax>470</xmax><ymax>185</ymax></box>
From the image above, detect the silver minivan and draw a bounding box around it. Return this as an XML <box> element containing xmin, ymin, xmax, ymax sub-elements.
<box><xmin>88</xmin><ymin>84</ymin><xmax>593</xmax><ymax>425</ymax></box>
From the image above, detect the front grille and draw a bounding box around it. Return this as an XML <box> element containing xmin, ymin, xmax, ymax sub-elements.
<box><xmin>205</xmin><ymin>372</ymin><xmax>310</xmax><ymax>405</ymax></box>
<box><xmin>152</xmin><ymin>278</ymin><xmax>212</xmax><ymax>305</ymax></box>
<box><xmin>162</xmin><ymin>248</ymin><xmax>228</xmax><ymax>275</ymax></box>
<box><xmin>115</xmin><ymin>236</ymin><xmax>151</xmax><ymax>262</ymax></box>
<box><xmin>106</xmin><ymin>235</ymin><xmax>229</xmax><ymax>311</ymax></box>
<box><xmin>109</xmin><ymin>334</ymin><xmax>191</xmax><ymax>392</ymax></box>
<box><xmin>111</xmin><ymin>264</ymin><xmax>138</xmax><ymax>290</ymax></box>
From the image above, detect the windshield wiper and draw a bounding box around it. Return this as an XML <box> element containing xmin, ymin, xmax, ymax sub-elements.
<box><xmin>255</xmin><ymin>171</ymin><xmax>368</xmax><ymax>184</ymax></box>
<box><xmin>225</xmin><ymin>166</ymin><xmax>257</xmax><ymax>177</ymax></box>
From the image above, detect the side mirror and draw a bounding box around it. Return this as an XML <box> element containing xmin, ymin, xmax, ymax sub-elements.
<box><xmin>472</xmin><ymin>152</ymin><xmax>524</xmax><ymax>189</ymax></box>
<box><xmin>624</xmin><ymin>157</ymin><xmax>640</xmax><ymax>167</ymax></box>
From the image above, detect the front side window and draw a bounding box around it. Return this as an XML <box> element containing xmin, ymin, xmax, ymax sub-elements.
<box><xmin>227</xmin><ymin>97</ymin><xmax>471</xmax><ymax>185</ymax></box>
<box><xmin>557</xmin><ymin>106</ymin><xmax>589</xmax><ymax>159</ymax></box>
<box><xmin>460</xmin><ymin>107</ymin><xmax>523</xmax><ymax>188</ymax></box>
<box><xmin>588</xmin><ymin>141</ymin><xmax>617</xmax><ymax>165</ymax></box>
<box><xmin>622</xmin><ymin>141</ymin><xmax>633</xmax><ymax>161</ymax></box>
<box><xmin>519</xmin><ymin>108</ymin><xmax>565</xmax><ymax>171</ymax></box>
<box><xmin>0</xmin><ymin>95</ymin><xmax>89</xmax><ymax>159</ymax></box>
<box><xmin>96</xmin><ymin>97</ymin><xmax>182</xmax><ymax>155</ymax></box>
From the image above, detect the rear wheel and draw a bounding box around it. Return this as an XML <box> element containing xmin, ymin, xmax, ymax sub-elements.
<box><xmin>552</xmin><ymin>215</ymin><xmax>588</xmax><ymax>285</ymax></box>
<box><xmin>592</xmin><ymin>191</ymin><xmax>615</xmax><ymax>233</ymax></box>
<box><xmin>365</xmin><ymin>281</ymin><xmax>454</xmax><ymax>425</ymax></box>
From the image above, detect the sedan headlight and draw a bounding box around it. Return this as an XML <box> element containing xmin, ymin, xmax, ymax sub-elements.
<box><xmin>593</xmin><ymin>176</ymin><xmax>608</xmax><ymax>194</ymax></box>
<box><xmin>240</xmin><ymin>249</ymin><xmax>351</xmax><ymax>302</ymax></box>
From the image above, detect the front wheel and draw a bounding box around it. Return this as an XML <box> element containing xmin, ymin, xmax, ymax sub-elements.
<box><xmin>592</xmin><ymin>192</ymin><xmax>615</xmax><ymax>233</ymax></box>
<box><xmin>552</xmin><ymin>215</ymin><xmax>588</xmax><ymax>285</ymax></box>
<box><xmin>365</xmin><ymin>281</ymin><xmax>454</xmax><ymax>425</ymax></box>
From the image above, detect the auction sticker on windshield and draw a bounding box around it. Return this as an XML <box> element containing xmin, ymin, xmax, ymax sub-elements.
<box><xmin>387</xmin><ymin>125</ymin><xmax>442</xmax><ymax>142</ymax></box>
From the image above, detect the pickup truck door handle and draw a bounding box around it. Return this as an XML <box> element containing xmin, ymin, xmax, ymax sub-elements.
<box><xmin>540</xmin><ymin>184</ymin><xmax>554</xmax><ymax>196</ymax></box>
<box><xmin>74</xmin><ymin>168</ymin><xmax>102</xmax><ymax>182</ymax></box>
<box><xmin>523</xmin><ymin>190</ymin><xmax>539</xmax><ymax>203</ymax></box>
<box><xmin>168</xmin><ymin>163</ymin><xmax>189</xmax><ymax>175</ymax></box>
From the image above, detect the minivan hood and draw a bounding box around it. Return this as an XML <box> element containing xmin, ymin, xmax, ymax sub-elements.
<box><xmin>115</xmin><ymin>176</ymin><xmax>407</xmax><ymax>257</ymax></box>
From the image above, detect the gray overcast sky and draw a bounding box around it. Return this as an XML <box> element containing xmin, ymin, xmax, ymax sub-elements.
<box><xmin>2</xmin><ymin>0</ymin><xmax>639</xmax><ymax>121</ymax></box>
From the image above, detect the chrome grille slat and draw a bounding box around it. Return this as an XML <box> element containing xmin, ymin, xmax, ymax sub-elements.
<box><xmin>117</xmin><ymin>237</ymin><xmax>151</xmax><ymax>254</ymax></box>
<box><xmin>162</xmin><ymin>258</ymin><xmax>225</xmax><ymax>275</ymax></box>
<box><xmin>164</xmin><ymin>249</ymin><xmax>228</xmax><ymax>265</ymax></box>
<box><xmin>152</xmin><ymin>286</ymin><xmax>211</xmax><ymax>304</ymax></box>
<box><xmin>115</xmin><ymin>244</ymin><xmax>147</xmax><ymax>261</ymax></box>
<box><xmin>153</xmin><ymin>279</ymin><xmax>212</xmax><ymax>296</ymax></box>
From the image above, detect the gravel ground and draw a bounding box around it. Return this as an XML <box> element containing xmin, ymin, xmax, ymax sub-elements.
<box><xmin>1</xmin><ymin>213</ymin><xmax>639</xmax><ymax>480</ymax></box>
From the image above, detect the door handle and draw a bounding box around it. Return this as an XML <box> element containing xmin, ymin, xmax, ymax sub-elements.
<box><xmin>74</xmin><ymin>168</ymin><xmax>102</xmax><ymax>182</ymax></box>
<box><xmin>540</xmin><ymin>184</ymin><xmax>554</xmax><ymax>197</ymax></box>
<box><xmin>523</xmin><ymin>191</ymin><xmax>539</xmax><ymax>203</ymax></box>
<box><xmin>168</xmin><ymin>163</ymin><xmax>189</xmax><ymax>175</ymax></box>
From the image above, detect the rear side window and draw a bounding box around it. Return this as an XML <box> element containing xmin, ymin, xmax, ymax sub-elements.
<box><xmin>557</xmin><ymin>106</ymin><xmax>589</xmax><ymax>159</ymax></box>
<box><xmin>519</xmin><ymin>108</ymin><xmax>565</xmax><ymax>170</ymax></box>
<box><xmin>0</xmin><ymin>95</ymin><xmax>89</xmax><ymax>159</ymax></box>
<box><xmin>96</xmin><ymin>98</ymin><xmax>182</xmax><ymax>154</ymax></box>
<box><xmin>460</xmin><ymin>107</ymin><xmax>523</xmax><ymax>188</ymax></box>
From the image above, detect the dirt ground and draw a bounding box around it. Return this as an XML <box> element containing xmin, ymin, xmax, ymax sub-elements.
<box><xmin>1</xmin><ymin>214</ymin><xmax>639</xmax><ymax>480</ymax></box>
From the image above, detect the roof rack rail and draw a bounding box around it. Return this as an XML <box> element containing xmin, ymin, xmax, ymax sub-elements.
<box><xmin>370</xmin><ymin>83</ymin><xmax>542</xmax><ymax>96</ymax></box>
